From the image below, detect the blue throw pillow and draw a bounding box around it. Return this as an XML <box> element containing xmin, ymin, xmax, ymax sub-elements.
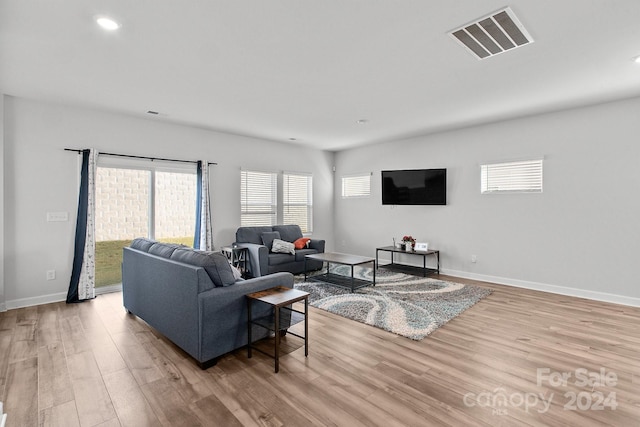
<box><xmin>148</xmin><ymin>242</ymin><xmax>183</xmax><ymax>258</ymax></box>
<box><xmin>170</xmin><ymin>248</ymin><xmax>236</xmax><ymax>288</ymax></box>
<box><xmin>261</xmin><ymin>231</ymin><xmax>281</xmax><ymax>250</ymax></box>
<box><xmin>130</xmin><ymin>237</ymin><xmax>156</xmax><ymax>252</ymax></box>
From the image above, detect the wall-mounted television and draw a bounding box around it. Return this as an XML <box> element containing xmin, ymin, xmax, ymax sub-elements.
<box><xmin>382</xmin><ymin>168</ymin><xmax>447</xmax><ymax>205</ymax></box>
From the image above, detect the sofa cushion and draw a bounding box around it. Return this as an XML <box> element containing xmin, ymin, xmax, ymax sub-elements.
<box><xmin>130</xmin><ymin>237</ymin><xmax>156</xmax><ymax>252</ymax></box>
<box><xmin>271</xmin><ymin>238</ymin><xmax>295</xmax><ymax>255</ymax></box>
<box><xmin>148</xmin><ymin>242</ymin><xmax>183</xmax><ymax>258</ymax></box>
<box><xmin>261</xmin><ymin>231</ymin><xmax>281</xmax><ymax>250</ymax></box>
<box><xmin>273</xmin><ymin>225</ymin><xmax>303</xmax><ymax>243</ymax></box>
<box><xmin>269</xmin><ymin>253</ymin><xmax>295</xmax><ymax>266</ymax></box>
<box><xmin>170</xmin><ymin>248</ymin><xmax>236</xmax><ymax>288</ymax></box>
<box><xmin>236</xmin><ymin>226</ymin><xmax>274</xmax><ymax>245</ymax></box>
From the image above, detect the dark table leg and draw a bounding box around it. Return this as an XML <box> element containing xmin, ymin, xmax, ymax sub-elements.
<box><xmin>274</xmin><ymin>305</ymin><xmax>280</xmax><ymax>373</ymax></box>
<box><xmin>351</xmin><ymin>265</ymin><xmax>355</xmax><ymax>292</ymax></box>
<box><xmin>247</xmin><ymin>299</ymin><xmax>252</xmax><ymax>358</ymax></box>
<box><xmin>304</xmin><ymin>297</ymin><xmax>309</xmax><ymax>357</ymax></box>
<box><xmin>372</xmin><ymin>260</ymin><xmax>376</xmax><ymax>286</ymax></box>
<box><xmin>423</xmin><ymin>253</ymin><xmax>427</xmax><ymax>277</ymax></box>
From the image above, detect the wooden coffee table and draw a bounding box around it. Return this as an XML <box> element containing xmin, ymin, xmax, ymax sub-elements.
<box><xmin>304</xmin><ymin>252</ymin><xmax>375</xmax><ymax>292</ymax></box>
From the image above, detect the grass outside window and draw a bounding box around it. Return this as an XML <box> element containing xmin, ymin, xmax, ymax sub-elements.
<box><xmin>96</xmin><ymin>236</ymin><xmax>193</xmax><ymax>287</ymax></box>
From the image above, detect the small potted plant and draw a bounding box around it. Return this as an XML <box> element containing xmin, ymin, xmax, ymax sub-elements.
<box><xmin>402</xmin><ymin>235</ymin><xmax>416</xmax><ymax>251</ymax></box>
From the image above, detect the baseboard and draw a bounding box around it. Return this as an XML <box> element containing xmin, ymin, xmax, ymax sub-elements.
<box><xmin>4</xmin><ymin>284</ymin><xmax>123</xmax><ymax>310</ymax></box>
<box><xmin>5</xmin><ymin>291</ymin><xmax>67</xmax><ymax>310</ymax></box>
<box><xmin>442</xmin><ymin>268</ymin><xmax>640</xmax><ymax>308</ymax></box>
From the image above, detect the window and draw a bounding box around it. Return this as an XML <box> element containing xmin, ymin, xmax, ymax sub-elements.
<box><xmin>481</xmin><ymin>158</ymin><xmax>543</xmax><ymax>194</ymax></box>
<box><xmin>95</xmin><ymin>161</ymin><xmax>197</xmax><ymax>287</ymax></box>
<box><xmin>283</xmin><ymin>172</ymin><xmax>313</xmax><ymax>233</ymax></box>
<box><xmin>241</xmin><ymin>170</ymin><xmax>277</xmax><ymax>226</ymax></box>
<box><xmin>342</xmin><ymin>173</ymin><xmax>371</xmax><ymax>198</ymax></box>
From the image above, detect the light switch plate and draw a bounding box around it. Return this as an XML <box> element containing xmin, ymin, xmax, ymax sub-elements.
<box><xmin>47</xmin><ymin>212</ymin><xmax>69</xmax><ymax>222</ymax></box>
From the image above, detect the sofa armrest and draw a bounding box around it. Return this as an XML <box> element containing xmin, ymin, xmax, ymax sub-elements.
<box><xmin>198</xmin><ymin>272</ymin><xmax>294</xmax><ymax>361</ymax></box>
<box><xmin>235</xmin><ymin>242</ymin><xmax>269</xmax><ymax>277</ymax></box>
<box><xmin>309</xmin><ymin>239</ymin><xmax>325</xmax><ymax>253</ymax></box>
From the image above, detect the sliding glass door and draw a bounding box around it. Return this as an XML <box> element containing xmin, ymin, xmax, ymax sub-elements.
<box><xmin>95</xmin><ymin>163</ymin><xmax>196</xmax><ymax>288</ymax></box>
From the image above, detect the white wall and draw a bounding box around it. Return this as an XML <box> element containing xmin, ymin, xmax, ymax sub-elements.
<box><xmin>0</xmin><ymin>95</ymin><xmax>5</xmax><ymax>311</ymax></box>
<box><xmin>2</xmin><ymin>96</ymin><xmax>335</xmax><ymax>309</ymax></box>
<box><xmin>4</xmin><ymin>95</ymin><xmax>640</xmax><ymax>309</ymax></box>
<box><xmin>334</xmin><ymin>96</ymin><xmax>640</xmax><ymax>306</ymax></box>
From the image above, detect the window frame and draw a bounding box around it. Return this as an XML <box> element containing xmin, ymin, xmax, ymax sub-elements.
<box><xmin>96</xmin><ymin>157</ymin><xmax>197</xmax><ymax>241</ymax></box>
<box><xmin>240</xmin><ymin>169</ymin><xmax>278</xmax><ymax>227</ymax></box>
<box><xmin>283</xmin><ymin>171</ymin><xmax>313</xmax><ymax>233</ymax></box>
<box><xmin>341</xmin><ymin>173</ymin><xmax>372</xmax><ymax>198</ymax></box>
<box><xmin>480</xmin><ymin>158</ymin><xmax>543</xmax><ymax>194</ymax></box>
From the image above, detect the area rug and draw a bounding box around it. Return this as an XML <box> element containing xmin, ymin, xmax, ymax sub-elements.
<box><xmin>294</xmin><ymin>266</ymin><xmax>491</xmax><ymax>340</ymax></box>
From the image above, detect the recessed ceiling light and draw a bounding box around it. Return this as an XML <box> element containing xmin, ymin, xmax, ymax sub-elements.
<box><xmin>634</xmin><ymin>55</ymin><xmax>640</xmax><ymax>64</ymax></box>
<box><xmin>289</xmin><ymin>138</ymin><xmax>297</xmax><ymax>141</ymax></box>
<box><xmin>96</xmin><ymin>16</ymin><xmax>120</xmax><ymax>31</ymax></box>
<box><xmin>356</xmin><ymin>119</ymin><xmax>369</xmax><ymax>124</ymax></box>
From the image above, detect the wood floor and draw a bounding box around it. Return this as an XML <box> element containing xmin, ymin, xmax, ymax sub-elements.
<box><xmin>1</xmin><ymin>275</ymin><xmax>639</xmax><ymax>426</ymax></box>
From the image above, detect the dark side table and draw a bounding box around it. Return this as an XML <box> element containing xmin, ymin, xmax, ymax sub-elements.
<box><xmin>376</xmin><ymin>245</ymin><xmax>440</xmax><ymax>277</ymax></box>
<box><xmin>246</xmin><ymin>286</ymin><xmax>309</xmax><ymax>373</ymax></box>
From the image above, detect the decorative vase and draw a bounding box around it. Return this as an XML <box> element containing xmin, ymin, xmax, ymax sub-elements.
<box><xmin>405</xmin><ymin>242</ymin><xmax>413</xmax><ymax>252</ymax></box>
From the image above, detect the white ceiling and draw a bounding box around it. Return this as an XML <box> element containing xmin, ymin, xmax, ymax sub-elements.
<box><xmin>2</xmin><ymin>1</ymin><xmax>640</xmax><ymax>151</ymax></box>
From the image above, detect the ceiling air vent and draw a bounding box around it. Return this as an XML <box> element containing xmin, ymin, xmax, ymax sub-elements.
<box><xmin>449</xmin><ymin>7</ymin><xmax>533</xmax><ymax>60</ymax></box>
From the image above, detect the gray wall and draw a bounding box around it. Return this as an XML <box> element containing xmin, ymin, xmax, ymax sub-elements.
<box><xmin>334</xmin><ymin>96</ymin><xmax>640</xmax><ymax>305</ymax></box>
<box><xmin>2</xmin><ymin>96</ymin><xmax>334</xmax><ymax>308</ymax></box>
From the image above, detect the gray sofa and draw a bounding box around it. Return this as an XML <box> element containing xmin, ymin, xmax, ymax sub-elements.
<box><xmin>122</xmin><ymin>238</ymin><xmax>294</xmax><ymax>368</ymax></box>
<box><xmin>235</xmin><ymin>224</ymin><xmax>325</xmax><ymax>277</ymax></box>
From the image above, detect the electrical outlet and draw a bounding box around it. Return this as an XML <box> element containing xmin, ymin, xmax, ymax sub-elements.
<box><xmin>471</xmin><ymin>255</ymin><xmax>477</xmax><ymax>263</ymax></box>
<box><xmin>46</xmin><ymin>270</ymin><xmax>56</xmax><ymax>280</ymax></box>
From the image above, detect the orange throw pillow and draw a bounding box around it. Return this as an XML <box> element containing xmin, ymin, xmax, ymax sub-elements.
<box><xmin>293</xmin><ymin>237</ymin><xmax>311</xmax><ymax>249</ymax></box>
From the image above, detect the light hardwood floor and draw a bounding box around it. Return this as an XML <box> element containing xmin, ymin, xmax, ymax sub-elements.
<box><xmin>1</xmin><ymin>275</ymin><xmax>639</xmax><ymax>426</ymax></box>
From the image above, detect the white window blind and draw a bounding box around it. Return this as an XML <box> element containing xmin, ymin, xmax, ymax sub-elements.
<box><xmin>342</xmin><ymin>174</ymin><xmax>371</xmax><ymax>198</ymax></box>
<box><xmin>283</xmin><ymin>172</ymin><xmax>313</xmax><ymax>233</ymax></box>
<box><xmin>241</xmin><ymin>170</ymin><xmax>277</xmax><ymax>226</ymax></box>
<box><xmin>481</xmin><ymin>159</ymin><xmax>543</xmax><ymax>194</ymax></box>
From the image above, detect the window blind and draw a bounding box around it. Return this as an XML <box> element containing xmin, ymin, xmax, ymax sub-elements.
<box><xmin>283</xmin><ymin>173</ymin><xmax>313</xmax><ymax>233</ymax></box>
<box><xmin>241</xmin><ymin>170</ymin><xmax>277</xmax><ymax>226</ymax></box>
<box><xmin>342</xmin><ymin>174</ymin><xmax>371</xmax><ymax>198</ymax></box>
<box><xmin>481</xmin><ymin>159</ymin><xmax>543</xmax><ymax>193</ymax></box>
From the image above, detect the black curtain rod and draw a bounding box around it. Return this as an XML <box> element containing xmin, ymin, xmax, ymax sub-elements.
<box><xmin>64</xmin><ymin>148</ymin><xmax>217</xmax><ymax>165</ymax></box>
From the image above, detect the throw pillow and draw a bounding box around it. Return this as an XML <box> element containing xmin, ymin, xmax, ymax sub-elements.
<box><xmin>170</xmin><ymin>248</ymin><xmax>236</xmax><ymax>288</ymax></box>
<box><xmin>261</xmin><ymin>231</ymin><xmax>281</xmax><ymax>250</ymax></box>
<box><xmin>271</xmin><ymin>238</ymin><xmax>295</xmax><ymax>255</ymax></box>
<box><xmin>293</xmin><ymin>237</ymin><xmax>311</xmax><ymax>249</ymax></box>
<box><xmin>230</xmin><ymin>264</ymin><xmax>243</xmax><ymax>280</ymax></box>
<box><xmin>148</xmin><ymin>242</ymin><xmax>184</xmax><ymax>258</ymax></box>
<box><xmin>130</xmin><ymin>237</ymin><xmax>156</xmax><ymax>252</ymax></box>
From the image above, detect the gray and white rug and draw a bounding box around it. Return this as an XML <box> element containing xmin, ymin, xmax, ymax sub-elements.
<box><xmin>295</xmin><ymin>266</ymin><xmax>491</xmax><ymax>340</ymax></box>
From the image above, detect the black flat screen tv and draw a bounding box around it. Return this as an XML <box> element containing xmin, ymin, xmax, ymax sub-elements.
<box><xmin>382</xmin><ymin>168</ymin><xmax>447</xmax><ymax>205</ymax></box>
